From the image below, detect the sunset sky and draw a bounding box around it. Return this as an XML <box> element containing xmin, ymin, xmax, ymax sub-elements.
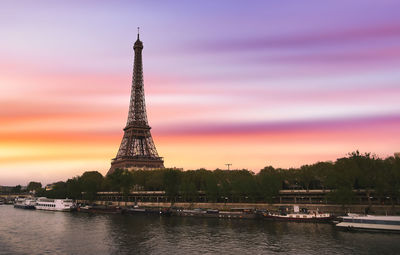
<box><xmin>1</xmin><ymin>0</ymin><xmax>400</xmax><ymax>185</ymax></box>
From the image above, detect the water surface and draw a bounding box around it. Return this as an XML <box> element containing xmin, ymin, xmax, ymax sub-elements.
<box><xmin>0</xmin><ymin>205</ymin><xmax>399</xmax><ymax>254</ymax></box>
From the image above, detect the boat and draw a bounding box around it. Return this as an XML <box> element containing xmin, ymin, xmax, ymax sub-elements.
<box><xmin>336</xmin><ymin>214</ymin><xmax>400</xmax><ymax>232</ymax></box>
<box><xmin>218</xmin><ymin>208</ymin><xmax>257</xmax><ymax>219</ymax></box>
<box><xmin>173</xmin><ymin>208</ymin><xmax>256</xmax><ymax>219</ymax></box>
<box><xmin>77</xmin><ymin>204</ymin><xmax>122</xmax><ymax>214</ymax></box>
<box><xmin>124</xmin><ymin>207</ymin><xmax>147</xmax><ymax>214</ymax></box>
<box><xmin>263</xmin><ymin>205</ymin><xmax>332</xmax><ymax>222</ymax></box>
<box><xmin>35</xmin><ymin>197</ymin><xmax>76</xmax><ymax>211</ymax></box>
<box><xmin>4</xmin><ymin>199</ymin><xmax>14</xmax><ymax>205</ymax></box>
<box><xmin>14</xmin><ymin>197</ymin><xmax>36</xmax><ymax>209</ymax></box>
<box><xmin>122</xmin><ymin>205</ymin><xmax>171</xmax><ymax>216</ymax></box>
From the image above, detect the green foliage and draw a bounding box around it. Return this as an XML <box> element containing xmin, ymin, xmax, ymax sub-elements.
<box><xmin>37</xmin><ymin>171</ymin><xmax>104</xmax><ymax>200</ymax></box>
<box><xmin>27</xmin><ymin>181</ymin><xmax>42</xmax><ymax>192</ymax></box>
<box><xmin>180</xmin><ymin>172</ymin><xmax>197</xmax><ymax>202</ymax></box>
<box><xmin>106</xmin><ymin>169</ymin><xmax>134</xmax><ymax>196</ymax></box>
<box><xmin>65</xmin><ymin>177</ymin><xmax>81</xmax><ymax>199</ymax></box>
<box><xmin>80</xmin><ymin>171</ymin><xmax>104</xmax><ymax>201</ymax></box>
<box><xmin>327</xmin><ymin>186</ymin><xmax>355</xmax><ymax>205</ymax></box>
<box><xmin>45</xmin><ymin>182</ymin><xmax>67</xmax><ymax>199</ymax></box>
<box><xmin>142</xmin><ymin>170</ymin><xmax>164</xmax><ymax>190</ymax></box>
<box><xmin>257</xmin><ymin>166</ymin><xmax>282</xmax><ymax>203</ymax></box>
<box><xmin>163</xmin><ymin>169</ymin><xmax>181</xmax><ymax>200</ymax></box>
<box><xmin>27</xmin><ymin>151</ymin><xmax>400</xmax><ymax>204</ymax></box>
<box><xmin>203</xmin><ymin>170</ymin><xmax>219</xmax><ymax>202</ymax></box>
<box><xmin>11</xmin><ymin>185</ymin><xmax>22</xmax><ymax>194</ymax></box>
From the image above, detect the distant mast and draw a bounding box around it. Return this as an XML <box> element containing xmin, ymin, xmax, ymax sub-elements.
<box><xmin>108</xmin><ymin>29</ymin><xmax>164</xmax><ymax>175</ymax></box>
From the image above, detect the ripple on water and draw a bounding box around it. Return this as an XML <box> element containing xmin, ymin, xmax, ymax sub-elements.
<box><xmin>1</xmin><ymin>205</ymin><xmax>400</xmax><ymax>255</ymax></box>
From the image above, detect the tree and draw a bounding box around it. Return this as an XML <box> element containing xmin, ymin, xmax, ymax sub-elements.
<box><xmin>46</xmin><ymin>182</ymin><xmax>67</xmax><ymax>199</ymax></box>
<box><xmin>229</xmin><ymin>170</ymin><xmax>256</xmax><ymax>202</ymax></box>
<box><xmin>145</xmin><ymin>170</ymin><xmax>164</xmax><ymax>190</ymax></box>
<box><xmin>298</xmin><ymin>165</ymin><xmax>315</xmax><ymax>191</ymax></box>
<box><xmin>80</xmin><ymin>171</ymin><xmax>104</xmax><ymax>201</ymax></box>
<box><xmin>27</xmin><ymin>182</ymin><xmax>42</xmax><ymax>192</ymax></box>
<box><xmin>180</xmin><ymin>178</ymin><xmax>197</xmax><ymax>202</ymax></box>
<box><xmin>349</xmin><ymin>152</ymin><xmax>379</xmax><ymax>205</ymax></box>
<box><xmin>213</xmin><ymin>169</ymin><xmax>232</xmax><ymax>202</ymax></box>
<box><xmin>66</xmin><ymin>177</ymin><xmax>82</xmax><ymax>200</ymax></box>
<box><xmin>11</xmin><ymin>185</ymin><xmax>22</xmax><ymax>194</ymax></box>
<box><xmin>328</xmin><ymin>186</ymin><xmax>355</xmax><ymax>205</ymax></box>
<box><xmin>22</xmin><ymin>150</ymin><xmax>399</xmax><ymax>205</ymax></box>
<box><xmin>257</xmin><ymin>166</ymin><xmax>282</xmax><ymax>203</ymax></box>
<box><xmin>163</xmin><ymin>169</ymin><xmax>181</xmax><ymax>201</ymax></box>
<box><xmin>106</xmin><ymin>169</ymin><xmax>134</xmax><ymax>202</ymax></box>
<box><xmin>325</xmin><ymin>157</ymin><xmax>357</xmax><ymax>205</ymax></box>
<box><xmin>203</xmin><ymin>171</ymin><xmax>219</xmax><ymax>202</ymax></box>
<box><xmin>312</xmin><ymin>161</ymin><xmax>334</xmax><ymax>189</ymax></box>
<box><xmin>375</xmin><ymin>157</ymin><xmax>400</xmax><ymax>205</ymax></box>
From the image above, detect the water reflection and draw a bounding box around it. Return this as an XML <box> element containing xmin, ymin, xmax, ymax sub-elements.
<box><xmin>1</xmin><ymin>205</ymin><xmax>399</xmax><ymax>255</ymax></box>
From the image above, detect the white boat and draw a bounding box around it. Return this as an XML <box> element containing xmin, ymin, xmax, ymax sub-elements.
<box><xmin>14</xmin><ymin>197</ymin><xmax>36</xmax><ymax>209</ymax></box>
<box><xmin>263</xmin><ymin>205</ymin><xmax>332</xmax><ymax>222</ymax></box>
<box><xmin>336</xmin><ymin>214</ymin><xmax>400</xmax><ymax>232</ymax></box>
<box><xmin>35</xmin><ymin>197</ymin><xmax>76</xmax><ymax>211</ymax></box>
<box><xmin>264</xmin><ymin>211</ymin><xmax>332</xmax><ymax>221</ymax></box>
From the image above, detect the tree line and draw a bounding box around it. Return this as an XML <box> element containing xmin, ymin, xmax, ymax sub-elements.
<box><xmin>13</xmin><ymin>151</ymin><xmax>400</xmax><ymax>205</ymax></box>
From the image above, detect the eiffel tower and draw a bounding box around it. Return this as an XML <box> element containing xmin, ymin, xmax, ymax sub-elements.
<box><xmin>108</xmin><ymin>29</ymin><xmax>164</xmax><ymax>175</ymax></box>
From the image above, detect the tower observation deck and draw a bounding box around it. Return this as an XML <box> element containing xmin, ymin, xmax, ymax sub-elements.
<box><xmin>108</xmin><ymin>30</ymin><xmax>164</xmax><ymax>175</ymax></box>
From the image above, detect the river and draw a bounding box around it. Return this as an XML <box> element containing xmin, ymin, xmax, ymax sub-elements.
<box><xmin>0</xmin><ymin>205</ymin><xmax>399</xmax><ymax>254</ymax></box>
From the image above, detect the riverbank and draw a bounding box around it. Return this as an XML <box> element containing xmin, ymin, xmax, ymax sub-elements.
<box><xmin>82</xmin><ymin>200</ymin><xmax>400</xmax><ymax>215</ymax></box>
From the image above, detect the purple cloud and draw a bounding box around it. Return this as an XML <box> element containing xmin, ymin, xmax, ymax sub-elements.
<box><xmin>189</xmin><ymin>24</ymin><xmax>400</xmax><ymax>52</ymax></box>
<box><xmin>158</xmin><ymin>114</ymin><xmax>400</xmax><ymax>136</ymax></box>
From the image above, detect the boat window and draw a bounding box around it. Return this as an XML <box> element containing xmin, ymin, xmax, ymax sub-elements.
<box><xmin>344</xmin><ymin>218</ymin><xmax>400</xmax><ymax>225</ymax></box>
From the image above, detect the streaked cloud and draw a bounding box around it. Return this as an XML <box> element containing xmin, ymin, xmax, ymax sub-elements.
<box><xmin>1</xmin><ymin>0</ymin><xmax>399</xmax><ymax>185</ymax></box>
<box><xmin>190</xmin><ymin>24</ymin><xmax>400</xmax><ymax>52</ymax></box>
<box><xmin>156</xmin><ymin>114</ymin><xmax>400</xmax><ymax>136</ymax></box>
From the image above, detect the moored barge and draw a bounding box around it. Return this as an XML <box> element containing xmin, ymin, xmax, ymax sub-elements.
<box><xmin>174</xmin><ymin>208</ymin><xmax>257</xmax><ymax>219</ymax></box>
<box><xmin>77</xmin><ymin>205</ymin><xmax>122</xmax><ymax>214</ymax></box>
<box><xmin>262</xmin><ymin>206</ymin><xmax>332</xmax><ymax>222</ymax></box>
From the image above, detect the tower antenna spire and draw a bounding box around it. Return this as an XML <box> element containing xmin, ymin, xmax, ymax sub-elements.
<box><xmin>137</xmin><ymin>27</ymin><xmax>140</xmax><ymax>39</ymax></box>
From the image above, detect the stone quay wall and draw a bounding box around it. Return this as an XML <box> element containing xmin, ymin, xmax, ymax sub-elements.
<box><xmin>89</xmin><ymin>200</ymin><xmax>400</xmax><ymax>215</ymax></box>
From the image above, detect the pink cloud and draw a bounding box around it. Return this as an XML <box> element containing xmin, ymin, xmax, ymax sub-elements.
<box><xmin>192</xmin><ymin>23</ymin><xmax>400</xmax><ymax>51</ymax></box>
<box><xmin>156</xmin><ymin>114</ymin><xmax>400</xmax><ymax>136</ymax></box>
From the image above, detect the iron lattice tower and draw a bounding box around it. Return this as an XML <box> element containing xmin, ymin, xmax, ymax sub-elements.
<box><xmin>108</xmin><ymin>31</ymin><xmax>164</xmax><ymax>175</ymax></box>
